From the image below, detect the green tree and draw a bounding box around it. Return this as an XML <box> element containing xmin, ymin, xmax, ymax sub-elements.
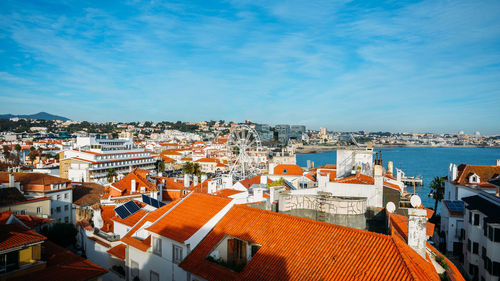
<box><xmin>14</xmin><ymin>144</ymin><xmax>22</xmax><ymax>164</ymax></box>
<box><xmin>40</xmin><ymin>223</ymin><xmax>77</xmax><ymax>248</ymax></box>
<box><xmin>182</xmin><ymin>162</ymin><xmax>194</xmax><ymax>175</ymax></box>
<box><xmin>156</xmin><ymin>160</ymin><xmax>165</xmax><ymax>172</ymax></box>
<box><xmin>106</xmin><ymin>168</ymin><xmax>117</xmax><ymax>183</ymax></box>
<box><xmin>30</xmin><ymin>146</ymin><xmax>35</xmax><ymax>152</ymax></box>
<box><xmin>430</xmin><ymin>176</ymin><xmax>445</xmax><ymax>211</ymax></box>
<box><xmin>2</xmin><ymin>145</ymin><xmax>10</xmax><ymax>161</ymax></box>
<box><xmin>29</xmin><ymin>153</ymin><xmax>36</xmax><ymax>162</ymax></box>
<box><xmin>193</xmin><ymin>163</ymin><xmax>201</xmax><ymax>177</ymax></box>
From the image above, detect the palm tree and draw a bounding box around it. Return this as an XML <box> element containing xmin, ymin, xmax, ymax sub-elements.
<box><xmin>429</xmin><ymin>176</ymin><xmax>445</xmax><ymax>211</ymax></box>
<box><xmin>14</xmin><ymin>144</ymin><xmax>21</xmax><ymax>163</ymax></box>
<box><xmin>182</xmin><ymin>162</ymin><xmax>194</xmax><ymax>175</ymax></box>
<box><xmin>193</xmin><ymin>163</ymin><xmax>202</xmax><ymax>177</ymax></box>
<box><xmin>106</xmin><ymin>168</ymin><xmax>118</xmax><ymax>183</ymax></box>
<box><xmin>156</xmin><ymin>160</ymin><xmax>165</xmax><ymax>173</ymax></box>
<box><xmin>2</xmin><ymin>145</ymin><xmax>10</xmax><ymax>162</ymax></box>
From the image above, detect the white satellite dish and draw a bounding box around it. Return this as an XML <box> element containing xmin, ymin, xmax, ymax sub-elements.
<box><xmin>410</xmin><ymin>195</ymin><xmax>422</xmax><ymax>208</ymax></box>
<box><xmin>386</xmin><ymin>202</ymin><xmax>396</xmax><ymax>213</ymax></box>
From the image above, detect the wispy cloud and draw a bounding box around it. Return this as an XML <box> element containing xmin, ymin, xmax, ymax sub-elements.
<box><xmin>0</xmin><ymin>0</ymin><xmax>499</xmax><ymax>133</ymax></box>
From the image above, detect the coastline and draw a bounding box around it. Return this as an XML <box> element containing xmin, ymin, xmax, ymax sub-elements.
<box><xmin>295</xmin><ymin>144</ymin><xmax>500</xmax><ymax>154</ymax></box>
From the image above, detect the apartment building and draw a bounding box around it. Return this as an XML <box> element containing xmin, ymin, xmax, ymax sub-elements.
<box><xmin>462</xmin><ymin>192</ymin><xmax>500</xmax><ymax>281</ymax></box>
<box><xmin>0</xmin><ymin>172</ymin><xmax>73</xmax><ymax>223</ymax></box>
<box><xmin>60</xmin><ymin>136</ymin><xmax>155</xmax><ymax>183</ymax></box>
<box><xmin>441</xmin><ymin>163</ymin><xmax>500</xmax><ymax>253</ymax></box>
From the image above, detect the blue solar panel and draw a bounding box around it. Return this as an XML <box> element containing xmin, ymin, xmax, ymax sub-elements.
<box><xmin>445</xmin><ymin>200</ymin><xmax>464</xmax><ymax>213</ymax></box>
<box><xmin>114</xmin><ymin>205</ymin><xmax>130</xmax><ymax>219</ymax></box>
<box><xmin>142</xmin><ymin>194</ymin><xmax>166</xmax><ymax>208</ymax></box>
<box><xmin>142</xmin><ymin>194</ymin><xmax>152</xmax><ymax>205</ymax></box>
<box><xmin>124</xmin><ymin>201</ymin><xmax>140</xmax><ymax>213</ymax></box>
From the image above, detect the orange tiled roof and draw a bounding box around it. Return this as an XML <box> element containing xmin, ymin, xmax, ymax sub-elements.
<box><xmin>214</xmin><ymin>189</ymin><xmax>244</xmax><ymax>198</ymax></box>
<box><xmin>0</xmin><ymin>172</ymin><xmax>71</xmax><ymax>191</ymax></box>
<box><xmin>453</xmin><ymin>164</ymin><xmax>500</xmax><ymax>188</ymax></box>
<box><xmin>239</xmin><ymin>175</ymin><xmax>272</xmax><ymax>189</ymax></box>
<box><xmin>162</xmin><ymin>155</ymin><xmax>176</xmax><ymax>163</ymax></box>
<box><xmin>110</xmin><ymin>168</ymin><xmax>156</xmax><ymax>197</ymax></box>
<box><xmin>180</xmin><ymin>205</ymin><xmax>440</xmax><ymax>281</ymax></box>
<box><xmin>107</xmin><ymin>243</ymin><xmax>126</xmax><ymax>260</ymax></box>
<box><xmin>9</xmin><ymin>240</ymin><xmax>108</xmax><ymax>281</ymax></box>
<box><xmin>384</xmin><ymin>181</ymin><xmax>403</xmax><ymax>192</ymax></box>
<box><xmin>273</xmin><ymin>164</ymin><xmax>303</xmax><ymax>176</ymax></box>
<box><xmin>389</xmin><ymin>212</ymin><xmax>435</xmax><ymax>239</ymax></box>
<box><xmin>121</xmin><ymin>199</ymin><xmax>181</xmax><ymax>251</ymax></box>
<box><xmin>195</xmin><ymin>158</ymin><xmax>217</xmax><ymax>163</ymax></box>
<box><xmin>145</xmin><ymin>193</ymin><xmax>231</xmax><ymax>243</ymax></box>
<box><xmin>334</xmin><ymin>172</ymin><xmax>374</xmax><ymax>184</ymax></box>
<box><xmin>0</xmin><ymin>224</ymin><xmax>46</xmax><ymax>251</ymax></box>
<box><xmin>112</xmin><ymin>209</ymin><xmax>149</xmax><ymax>227</ymax></box>
<box><xmin>100</xmin><ymin>205</ymin><xmax>116</xmax><ymax>233</ymax></box>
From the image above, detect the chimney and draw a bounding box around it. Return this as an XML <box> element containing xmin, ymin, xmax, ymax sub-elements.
<box><xmin>260</xmin><ymin>175</ymin><xmax>268</xmax><ymax>185</ymax></box>
<box><xmin>311</xmin><ymin>161</ymin><xmax>314</xmax><ymax>168</ymax></box>
<box><xmin>387</xmin><ymin>161</ymin><xmax>393</xmax><ymax>175</ymax></box>
<box><xmin>374</xmin><ymin>165</ymin><xmax>383</xmax><ymax>208</ymax></box>
<box><xmin>208</xmin><ymin>181</ymin><xmax>216</xmax><ymax>194</ymax></box>
<box><xmin>93</xmin><ymin>206</ymin><xmax>104</xmax><ymax>230</ymax></box>
<box><xmin>407</xmin><ymin>208</ymin><xmax>428</xmax><ymax>258</ymax></box>
<box><xmin>193</xmin><ymin>176</ymin><xmax>199</xmax><ymax>186</ymax></box>
<box><xmin>131</xmin><ymin>179</ymin><xmax>136</xmax><ymax>193</ymax></box>
<box><xmin>254</xmin><ymin>188</ymin><xmax>264</xmax><ymax>201</ymax></box>
<box><xmin>8</xmin><ymin>173</ymin><xmax>15</xmax><ymax>188</ymax></box>
<box><xmin>184</xmin><ymin>173</ymin><xmax>191</xmax><ymax>187</ymax></box>
<box><xmin>268</xmin><ymin>163</ymin><xmax>277</xmax><ymax>174</ymax></box>
<box><xmin>497</xmin><ymin>159</ymin><xmax>500</xmax><ymax>166</ymax></box>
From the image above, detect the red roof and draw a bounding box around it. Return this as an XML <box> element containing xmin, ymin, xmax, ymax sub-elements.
<box><xmin>195</xmin><ymin>158</ymin><xmax>217</xmax><ymax>163</ymax></box>
<box><xmin>453</xmin><ymin>164</ymin><xmax>500</xmax><ymax>188</ymax></box>
<box><xmin>110</xmin><ymin>168</ymin><xmax>156</xmax><ymax>197</ymax></box>
<box><xmin>334</xmin><ymin>172</ymin><xmax>374</xmax><ymax>184</ymax></box>
<box><xmin>273</xmin><ymin>164</ymin><xmax>303</xmax><ymax>176</ymax></box>
<box><xmin>389</xmin><ymin>212</ymin><xmax>435</xmax><ymax>239</ymax></box>
<box><xmin>214</xmin><ymin>189</ymin><xmax>244</xmax><ymax>198</ymax></box>
<box><xmin>9</xmin><ymin>241</ymin><xmax>108</xmax><ymax>281</ymax></box>
<box><xmin>107</xmin><ymin>243</ymin><xmax>126</xmax><ymax>260</ymax></box>
<box><xmin>145</xmin><ymin>193</ymin><xmax>231</xmax><ymax>243</ymax></box>
<box><xmin>0</xmin><ymin>224</ymin><xmax>46</xmax><ymax>251</ymax></box>
<box><xmin>239</xmin><ymin>175</ymin><xmax>271</xmax><ymax>189</ymax></box>
<box><xmin>180</xmin><ymin>205</ymin><xmax>440</xmax><ymax>281</ymax></box>
<box><xmin>112</xmin><ymin>209</ymin><xmax>149</xmax><ymax>227</ymax></box>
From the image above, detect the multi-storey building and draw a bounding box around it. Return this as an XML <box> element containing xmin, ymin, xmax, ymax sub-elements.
<box><xmin>274</xmin><ymin>124</ymin><xmax>290</xmax><ymax>144</ymax></box>
<box><xmin>60</xmin><ymin>136</ymin><xmax>155</xmax><ymax>183</ymax></box>
<box><xmin>290</xmin><ymin>125</ymin><xmax>306</xmax><ymax>140</ymax></box>
<box><xmin>254</xmin><ymin>124</ymin><xmax>273</xmax><ymax>142</ymax></box>
<box><xmin>441</xmin><ymin>163</ymin><xmax>500</xmax><ymax>253</ymax></box>
<box><xmin>0</xmin><ymin>172</ymin><xmax>73</xmax><ymax>223</ymax></box>
<box><xmin>462</xmin><ymin>191</ymin><xmax>500</xmax><ymax>281</ymax></box>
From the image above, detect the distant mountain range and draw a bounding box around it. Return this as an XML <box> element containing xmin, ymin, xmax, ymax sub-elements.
<box><xmin>0</xmin><ymin>112</ymin><xmax>70</xmax><ymax>121</ymax></box>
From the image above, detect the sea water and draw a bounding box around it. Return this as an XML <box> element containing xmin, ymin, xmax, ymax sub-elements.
<box><xmin>296</xmin><ymin>147</ymin><xmax>500</xmax><ymax>210</ymax></box>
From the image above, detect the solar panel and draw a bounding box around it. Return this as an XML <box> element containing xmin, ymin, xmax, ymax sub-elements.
<box><xmin>114</xmin><ymin>205</ymin><xmax>130</xmax><ymax>219</ymax></box>
<box><xmin>445</xmin><ymin>200</ymin><xmax>464</xmax><ymax>213</ymax></box>
<box><xmin>142</xmin><ymin>194</ymin><xmax>152</xmax><ymax>205</ymax></box>
<box><xmin>142</xmin><ymin>194</ymin><xmax>166</xmax><ymax>208</ymax></box>
<box><xmin>114</xmin><ymin>201</ymin><xmax>140</xmax><ymax>219</ymax></box>
<box><xmin>124</xmin><ymin>201</ymin><xmax>140</xmax><ymax>213</ymax></box>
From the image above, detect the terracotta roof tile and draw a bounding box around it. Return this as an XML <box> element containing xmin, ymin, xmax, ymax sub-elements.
<box><xmin>107</xmin><ymin>243</ymin><xmax>126</xmax><ymax>260</ymax></box>
<box><xmin>112</xmin><ymin>209</ymin><xmax>149</xmax><ymax>227</ymax></box>
<box><xmin>454</xmin><ymin>164</ymin><xmax>500</xmax><ymax>187</ymax></box>
<box><xmin>273</xmin><ymin>164</ymin><xmax>303</xmax><ymax>176</ymax></box>
<box><xmin>0</xmin><ymin>224</ymin><xmax>46</xmax><ymax>251</ymax></box>
<box><xmin>145</xmin><ymin>193</ymin><xmax>231</xmax><ymax>243</ymax></box>
<box><xmin>180</xmin><ymin>205</ymin><xmax>441</xmax><ymax>281</ymax></box>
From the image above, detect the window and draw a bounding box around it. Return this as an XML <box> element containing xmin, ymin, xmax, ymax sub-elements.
<box><xmin>483</xmin><ymin>218</ymin><xmax>488</xmax><ymax>235</ymax></box>
<box><xmin>64</xmin><ymin>216</ymin><xmax>69</xmax><ymax>223</ymax></box>
<box><xmin>64</xmin><ymin>193</ymin><xmax>68</xmax><ymax>199</ymax></box>
<box><xmin>57</xmin><ymin>194</ymin><xmax>61</xmax><ymax>201</ymax></box>
<box><xmin>172</xmin><ymin>245</ymin><xmax>183</xmax><ymax>264</ymax></box>
<box><xmin>489</xmin><ymin>226</ymin><xmax>494</xmax><ymax>240</ymax></box>
<box><xmin>473</xmin><ymin>242</ymin><xmax>478</xmax><ymax>254</ymax></box>
<box><xmin>473</xmin><ymin>214</ymin><xmax>480</xmax><ymax>226</ymax></box>
<box><xmin>493</xmin><ymin>262</ymin><xmax>500</xmax><ymax>277</ymax></box>
<box><xmin>37</xmin><ymin>207</ymin><xmax>42</xmax><ymax>214</ymax></box>
<box><xmin>227</xmin><ymin>238</ymin><xmax>247</xmax><ymax>265</ymax></box>
<box><xmin>153</xmin><ymin>237</ymin><xmax>162</xmax><ymax>256</ymax></box>
<box><xmin>495</xmin><ymin>228</ymin><xmax>500</xmax><ymax>243</ymax></box>
<box><xmin>56</xmin><ymin>207</ymin><xmax>61</xmax><ymax>213</ymax></box>
<box><xmin>64</xmin><ymin>205</ymin><xmax>69</xmax><ymax>211</ymax></box>
<box><xmin>20</xmin><ymin>210</ymin><xmax>26</xmax><ymax>215</ymax></box>
<box><xmin>131</xmin><ymin>260</ymin><xmax>139</xmax><ymax>278</ymax></box>
<box><xmin>482</xmin><ymin>247</ymin><xmax>486</xmax><ymax>260</ymax></box>
<box><xmin>467</xmin><ymin>239</ymin><xmax>471</xmax><ymax>252</ymax></box>
<box><xmin>251</xmin><ymin>245</ymin><xmax>261</xmax><ymax>257</ymax></box>
<box><xmin>469</xmin><ymin>212</ymin><xmax>472</xmax><ymax>224</ymax></box>
<box><xmin>150</xmin><ymin>271</ymin><xmax>159</xmax><ymax>281</ymax></box>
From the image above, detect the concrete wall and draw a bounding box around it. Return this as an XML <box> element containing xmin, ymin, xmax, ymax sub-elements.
<box><xmin>278</xmin><ymin>193</ymin><xmax>366</xmax><ymax>215</ymax></box>
<box><xmin>0</xmin><ymin>199</ymin><xmax>51</xmax><ymax>218</ymax></box>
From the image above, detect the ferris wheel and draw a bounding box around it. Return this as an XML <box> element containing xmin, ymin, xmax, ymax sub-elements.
<box><xmin>226</xmin><ymin>125</ymin><xmax>263</xmax><ymax>180</ymax></box>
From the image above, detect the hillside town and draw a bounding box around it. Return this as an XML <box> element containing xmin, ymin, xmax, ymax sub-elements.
<box><xmin>1</xmin><ymin>117</ymin><xmax>499</xmax><ymax>281</ymax></box>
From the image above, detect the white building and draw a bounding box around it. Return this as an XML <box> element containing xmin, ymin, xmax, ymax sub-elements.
<box><xmin>60</xmin><ymin>136</ymin><xmax>155</xmax><ymax>184</ymax></box>
<box><xmin>462</xmin><ymin>192</ymin><xmax>500</xmax><ymax>281</ymax></box>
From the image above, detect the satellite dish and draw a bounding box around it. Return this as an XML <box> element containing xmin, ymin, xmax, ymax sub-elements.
<box><xmin>386</xmin><ymin>202</ymin><xmax>396</xmax><ymax>213</ymax></box>
<box><xmin>410</xmin><ymin>195</ymin><xmax>422</xmax><ymax>208</ymax></box>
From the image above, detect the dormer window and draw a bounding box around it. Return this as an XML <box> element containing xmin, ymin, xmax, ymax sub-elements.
<box><xmin>469</xmin><ymin>173</ymin><xmax>480</xmax><ymax>184</ymax></box>
<box><xmin>207</xmin><ymin>236</ymin><xmax>260</xmax><ymax>272</ymax></box>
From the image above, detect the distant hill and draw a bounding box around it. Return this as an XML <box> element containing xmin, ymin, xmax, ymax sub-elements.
<box><xmin>0</xmin><ymin>112</ymin><xmax>70</xmax><ymax>121</ymax></box>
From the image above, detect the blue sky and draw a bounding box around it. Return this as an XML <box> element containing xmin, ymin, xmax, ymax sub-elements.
<box><xmin>1</xmin><ymin>0</ymin><xmax>499</xmax><ymax>134</ymax></box>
